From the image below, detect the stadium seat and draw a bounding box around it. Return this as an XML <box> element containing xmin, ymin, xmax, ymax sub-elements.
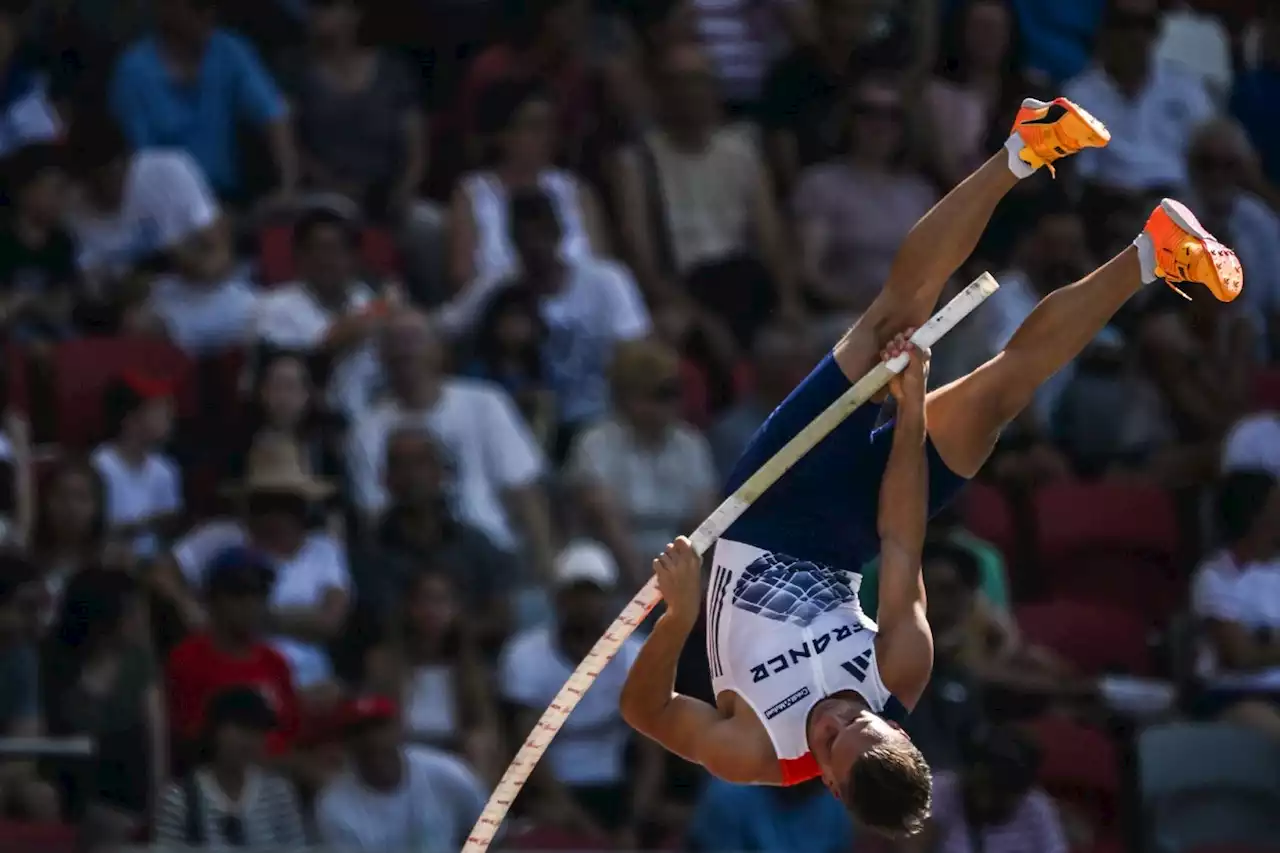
<box><xmin>506</xmin><ymin>824</ymin><xmax>614</xmax><ymax>851</ymax></box>
<box><xmin>1024</xmin><ymin>715</ymin><xmax>1120</xmax><ymax>831</ymax></box>
<box><xmin>0</xmin><ymin>821</ymin><xmax>79</xmax><ymax>853</ymax></box>
<box><xmin>1031</xmin><ymin>482</ymin><xmax>1183</xmax><ymax>623</ymax></box>
<box><xmin>1252</xmin><ymin>367</ymin><xmax>1280</xmax><ymax>412</ymax></box>
<box><xmin>1138</xmin><ymin>723</ymin><xmax>1280</xmax><ymax>853</ymax></box>
<box><xmin>258</xmin><ymin>223</ymin><xmax>402</xmax><ymax>286</ymax></box>
<box><xmin>1015</xmin><ymin>600</ymin><xmax>1152</xmax><ymax>676</ymax></box>
<box><xmin>52</xmin><ymin>338</ymin><xmax>198</xmax><ymax>448</ymax></box>
<box><xmin>959</xmin><ymin>481</ymin><xmax>1018</xmax><ymax>567</ymax></box>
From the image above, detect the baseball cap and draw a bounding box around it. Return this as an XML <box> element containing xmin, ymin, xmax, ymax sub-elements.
<box><xmin>553</xmin><ymin>540</ymin><xmax>619</xmax><ymax>589</ymax></box>
<box><xmin>205</xmin><ymin>546</ymin><xmax>275</xmax><ymax>597</ymax></box>
<box><xmin>337</xmin><ymin>694</ymin><xmax>399</xmax><ymax>736</ymax></box>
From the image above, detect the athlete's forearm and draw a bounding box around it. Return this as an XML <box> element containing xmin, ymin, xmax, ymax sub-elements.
<box><xmin>620</xmin><ymin>611</ymin><xmax>696</xmax><ymax>732</ymax></box>
<box><xmin>878</xmin><ymin>404</ymin><xmax>927</xmax><ymax>560</ymax></box>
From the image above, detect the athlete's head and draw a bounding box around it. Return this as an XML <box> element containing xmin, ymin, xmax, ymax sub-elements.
<box><xmin>808</xmin><ymin>696</ymin><xmax>932</xmax><ymax>837</ymax></box>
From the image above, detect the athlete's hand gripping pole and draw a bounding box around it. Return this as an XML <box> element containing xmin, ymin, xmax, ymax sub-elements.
<box><xmin>462</xmin><ymin>273</ymin><xmax>1001</xmax><ymax>853</ymax></box>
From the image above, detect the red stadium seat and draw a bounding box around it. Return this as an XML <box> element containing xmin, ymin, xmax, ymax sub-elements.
<box><xmin>0</xmin><ymin>821</ymin><xmax>79</xmax><ymax>853</ymax></box>
<box><xmin>52</xmin><ymin>337</ymin><xmax>197</xmax><ymax>448</ymax></box>
<box><xmin>1252</xmin><ymin>367</ymin><xmax>1280</xmax><ymax>412</ymax></box>
<box><xmin>258</xmin><ymin>224</ymin><xmax>402</xmax><ymax>286</ymax></box>
<box><xmin>506</xmin><ymin>824</ymin><xmax>614</xmax><ymax>851</ymax></box>
<box><xmin>1016</xmin><ymin>600</ymin><xmax>1152</xmax><ymax>676</ymax></box>
<box><xmin>1032</xmin><ymin>482</ymin><xmax>1183</xmax><ymax>623</ymax></box>
<box><xmin>959</xmin><ymin>481</ymin><xmax>1018</xmax><ymax>567</ymax></box>
<box><xmin>1024</xmin><ymin>716</ymin><xmax>1121</xmax><ymax>830</ymax></box>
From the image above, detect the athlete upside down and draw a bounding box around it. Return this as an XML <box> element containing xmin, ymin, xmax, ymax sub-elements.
<box><xmin>620</xmin><ymin>95</ymin><xmax>1243</xmax><ymax>838</ymax></box>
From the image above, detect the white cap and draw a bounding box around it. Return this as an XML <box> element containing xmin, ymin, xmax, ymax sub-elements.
<box><xmin>554</xmin><ymin>540</ymin><xmax>619</xmax><ymax>589</ymax></box>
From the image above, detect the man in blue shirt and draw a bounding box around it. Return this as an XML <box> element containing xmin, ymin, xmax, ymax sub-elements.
<box><xmin>109</xmin><ymin>0</ymin><xmax>299</xmax><ymax>201</ymax></box>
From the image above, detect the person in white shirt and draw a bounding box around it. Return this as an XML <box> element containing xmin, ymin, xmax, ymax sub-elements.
<box><xmin>254</xmin><ymin>207</ymin><xmax>389</xmax><ymax>419</ymax></box>
<box><xmin>346</xmin><ymin>310</ymin><xmax>554</xmax><ymax>574</ymax></box>
<box><xmin>1221</xmin><ymin>412</ymin><xmax>1280</xmax><ymax>478</ymax></box>
<box><xmin>1064</xmin><ymin>0</ymin><xmax>1216</xmax><ymax>194</ymax></box>
<box><xmin>63</xmin><ymin>110</ymin><xmax>220</xmax><ymax>287</ymax></box>
<box><xmin>316</xmin><ymin>694</ymin><xmax>488</xmax><ymax>853</ymax></box>
<box><xmin>91</xmin><ymin>374</ymin><xmax>183</xmax><ymax>563</ymax></box>
<box><xmin>499</xmin><ymin>542</ymin><xmax>662</xmax><ymax>841</ymax></box>
<box><xmin>1191</xmin><ymin>470</ymin><xmax>1280</xmax><ymax>739</ymax></box>
<box><xmin>156</xmin><ymin>434</ymin><xmax>350</xmax><ymax>695</ymax></box>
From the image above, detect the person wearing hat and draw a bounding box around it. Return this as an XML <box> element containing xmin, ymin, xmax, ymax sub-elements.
<box><xmin>316</xmin><ymin>694</ymin><xmax>489</xmax><ymax>853</ymax></box>
<box><xmin>156</xmin><ymin>434</ymin><xmax>351</xmax><ymax>697</ymax></box>
<box><xmin>167</xmin><ymin>546</ymin><xmax>301</xmax><ymax>771</ymax></box>
<box><xmin>497</xmin><ymin>541</ymin><xmax>661</xmax><ymax>841</ymax></box>
<box><xmin>0</xmin><ymin>142</ymin><xmax>76</xmax><ymax>343</ymax></box>
<box><xmin>155</xmin><ymin>686</ymin><xmax>306</xmax><ymax>848</ymax></box>
<box><xmin>91</xmin><ymin>372</ymin><xmax>182</xmax><ymax>563</ymax></box>
<box><xmin>566</xmin><ymin>337</ymin><xmax>718</xmax><ymax>586</ymax></box>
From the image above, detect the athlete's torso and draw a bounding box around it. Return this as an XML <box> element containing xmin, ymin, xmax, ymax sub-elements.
<box><xmin>707</xmin><ymin>538</ymin><xmax>893</xmax><ymax>785</ymax></box>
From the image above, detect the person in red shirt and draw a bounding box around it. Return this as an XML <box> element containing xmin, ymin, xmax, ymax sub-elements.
<box><xmin>167</xmin><ymin>547</ymin><xmax>301</xmax><ymax>769</ymax></box>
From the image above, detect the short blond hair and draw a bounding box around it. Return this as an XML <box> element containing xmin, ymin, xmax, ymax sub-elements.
<box><xmin>609</xmin><ymin>338</ymin><xmax>680</xmax><ymax>401</ymax></box>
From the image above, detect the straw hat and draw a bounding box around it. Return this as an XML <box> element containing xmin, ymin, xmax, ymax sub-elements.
<box><xmin>224</xmin><ymin>434</ymin><xmax>333</xmax><ymax>500</ymax></box>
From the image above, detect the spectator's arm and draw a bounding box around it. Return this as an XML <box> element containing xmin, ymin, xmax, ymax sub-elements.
<box><xmin>576</xmin><ymin>178</ymin><xmax>613</xmax><ymax>256</ymax></box>
<box><xmin>5</xmin><ymin>412</ymin><xmax>32</xmax><ymax>548</ymax></box>
<box><xmin>230</xmin><ymin>36</ymin><xmax>298</xmax><ymax>195</ymax></box>
<box><xmin>506</xmin><ymin>485</ymin><xmax>554</xmax><ymax>583</ymax></box>
<box><xmin>448</xmin><ymin>184</ymin><xmax>478</xmax><ymax>290</ymax></box>
<box><xmin>628</xmin><ymin>737</ymin><xmax>666</xmax><ymax>841</ymax></box>
<box><xmin>271</xmin><ymin>586</ymin><xmax>350</xmax><ymax>642</ymax></box>
<box><xmin>480</xmin><ymin>389</ymin><xmax>553</xmax><ymax>579</ymax></box>
<box><xmin>765</xmin><ymin>129</ymin><xmax>800</xmax><ymax>199</ymax></box>
<box><xmin>1138</xmin><ymin>314</ymin><xmax>1238</xmax><ymax>434</ymax></box>
<box><xmin>612</xmin><ymin>145</ymin><xmax>679</xmax><ymax>305</ymax></box>
<box><xmin>152</xmin><ymin>781</ymin><xmax>190</xmax><ymax>845</ymax></box>
<box><xmin>747</xmin><ymin>140</ymin><xmax>800</xmax><ymax>315</ymax></box>
<box><xmin>566</xmin><ymin>430</ymin><xmax>646</xmax><ymax>585</ymax></box>
<box><xmin>1203</xmin><ymin>618</ymin><xmax>1280</xmax><ymax>670</ymax></box>
<box><xmin>346</xmin><ymin>413</ymin><xmax>390</xmax><ymax>525</ymax></box>
<box><xmin>149</xmin><ymin>553</ymin><xmax>208</xmax><ymax>631</ymax></box>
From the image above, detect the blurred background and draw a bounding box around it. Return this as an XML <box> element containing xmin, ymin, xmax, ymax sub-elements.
<box><xmin>0</xmin><ymin>0</ymin><xmax>1276</xmax><ymax>851</ymax></box>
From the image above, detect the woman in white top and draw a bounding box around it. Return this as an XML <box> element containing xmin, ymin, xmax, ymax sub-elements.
<box><xmin>448</xmin><ymin>78</ymin><xmax>609</xmax><ymax>295</ymax></box>
<box><xmin>365</xmin><ymin>570</ymin><xmax>501</xmax><ymax>781</ymax></box>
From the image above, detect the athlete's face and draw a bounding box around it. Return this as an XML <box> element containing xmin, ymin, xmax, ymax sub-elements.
<box><xmin>809</xmin><ymin>698</ymin><xmax>907</xmax><ymax>796</ymax></box>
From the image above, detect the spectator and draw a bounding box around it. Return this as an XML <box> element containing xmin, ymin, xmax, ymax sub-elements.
<box><xmin>1064</xmin><ymin>0</ymin><xmax>1216</xmax><ymax>194</ymax></box>
<box><xmin>1230</xmin><ymin>2</ymin><xmax>1280</xmax><ymax>187</ymax></box>
<box><xmin>1185</xmin><ymin>118</ymin><xmax>1280</xmax><ymax>350</ymax></box>
<box><xmin>63</xmin><ymin>109</ymin><xmax>221</xmax><ymax>295</ymax></box>
<box><xmin>0</xmin><ymin>557</ymin><xmax>59</xmax><ymax>820</ymax></box>
<box><xmin>615</xmin><ymin>44</ymin><xmax>798</xmax><ymax>336</ymax></box>
<box><xmin>707</xmin><ymin>321</ymin><xmax>813</xmax><ymax>480</ymax></box>
<box><xmin>760</xmin><ymin>0</ymin><xmax>876</xmax><ymax>193</ymax></box>
<box><xmin>159</xmin><ymin>434</ymin><xmax>350</xmax><ymax>700</ymax></box>
<box><xmin>348</xmin><ymin>426</ymin><xmax>518</xmax><ymax>659</ymax></box>
<box><xmin>926</xmin><ymin>0</ymin><xmax>1025</xmax><ymax>189</ymax></box>
<box><xmin>254</xmin><ymin>207</ymin><xmax>387</xmax><ymax>420</ymax></box>
<box><xmin>500</xmin><ymin>187</ymin><xmax>651</xmax><ymax>457</ymax></box>
<box><xmin>0</xmin><ymin>143</ymin><xmax>76</xmax><ymax>343</ymax></box>
<box><xmin>567</xmin><ymin>338</ymin><xmax>717</xmax><ymax>585</ymax></box>
<box><xmin>142</xmin><ymin>212</ymin><xmax>257</xmax><ymax>355</ymax></box>
<box><xmin>793</xmin><ymin>72</ymin><xmax>938</xmax><ymax>317</ymax></box>
<box><xmin>282</xmin><ymin>0</ymin><xmax>445</xmax><ymax>302</ymax></box>
<box><xmin>30</xmin><ymin>458</ymin><xmax>107</xmax><ymax>626</ymax></box>
<box><xmin>315</xmin><ymin>695</ymin><xmax>488</xmax><ymax>852</ymax></box>
<box><xmin>463</xmin><ymin>283</ymin><xmax>555</xmax><ymax>450</ymax></box>
<box><xmin>498</xmin><ymin>541</ymin><xmax>661</xmax><ymax>842</ymax></box>
<box><xmin>155</xmin><ymin>686</ymin><xmax>306</xmax><ymax>847</ymax></box>
<box><xmin>1008</xmin><ymin>0</ymin><xmax>1104</xmax><ymax>84</ymax></box>
<box><xmin>1221</xmin><ymin>411</ymin><xmax>1280</xmax><ymax>478</ymax></box>
<box><xmin>686</xmin><ymin>779</ymin><xmax>854</xmax><ymax>853</ymax></box>
<box><xmin>364</xmin><ymin>569</ymin><xmax>502</xmax><ymax>779</ymax></box>
<box><xmin>1191</xmin><ymin>469</ymin><xmax>1280</xmax><ymax>738</ymax></box>
<box><xmin>233</xmin><ymin>350</ymin><xmax>344</xmax><ymax>486</ymax></box>
<box><xmin>448</xmin><ymin>79</ymin><xmax>609</xmax><ymax>304</ymax></box>
<box><xmin>42</xmin><ymin>570</ymin><xmax>163</xmax><ymax>841</ymax></box>
<box><xmin>0</xmin><ymin>1</ymin><xmax>62</xmax><ymax>157</ymax></box>
<box><xmin>689</xmin><ymin>0</ymin><xmax>813</xmax><ymax>115</ymax></box>
<box><xmin>109</xmin><ymin>0</ymin><xmax>298</xmax><ymax>202</ymax></box>
<box><xmin>346</xmin><ymin>311</ymin><xmax>554</xmax><ymax>575</ymax></box>
<box><xmin>1152</xmin><ymin>0</ymin><xmax>1234</xmax><ymax>100</ymax></box>
<box><xmin>90</xmin><ymin>374</ymin><xmax>182</xmax><ymax>563</ymax></box>
<box><xmin>0</xmin><ymin>409</ymin><xmax>33</xmax><ymax>550</ymax></box>
<box><xmin>922</xmin><ymin>727</ymin><xmax>1069</xmax><ymax>853</ymax></box>
<box><xmin>458</xmin><ymin>0</ymin><xmax>593</xmax><ymax>163</ymax></box>
<box><xmin>167</xmin><ymin>547</ymin><xmax>301</xmax><ymax>769</ymax></box>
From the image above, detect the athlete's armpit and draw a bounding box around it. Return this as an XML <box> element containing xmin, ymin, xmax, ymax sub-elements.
<box><xmin>625</xmin><ymin>693</ymin><xmax>781</xmax><ymax>786</ymax></box>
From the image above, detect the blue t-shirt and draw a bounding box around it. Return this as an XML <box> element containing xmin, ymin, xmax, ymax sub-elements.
<box><xmin>110</xmin><ymin>30</ymin><xmax>286</xmax><ymax>196</ymax></box>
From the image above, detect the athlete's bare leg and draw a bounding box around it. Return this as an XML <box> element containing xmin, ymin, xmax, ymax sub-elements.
<box><xmin>833</xmin><ymin>98</ymin><xmax>1109</xmax><ymax>385</ymax></box>
<box><xmin>928</xmin><ymin>200</ymin><xmax>1243</xmax><ymax>478</ymax></box>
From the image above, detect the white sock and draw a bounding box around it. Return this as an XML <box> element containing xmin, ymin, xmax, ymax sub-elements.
<box><xmin>1004</xmin><ymin>133</ymin><xmax>1036</xmax><ymax>179</ymax></box>
<box><xmin>1132</xmin><ymin>231</ymin><xmax>1158</xmax><ymax>284</ymax></box>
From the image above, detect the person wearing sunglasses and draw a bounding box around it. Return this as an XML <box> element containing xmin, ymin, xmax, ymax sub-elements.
<box><xmin>155</xmin><ymin>686</ymin><xmax>306</xmax><ymax>848</ymax></box>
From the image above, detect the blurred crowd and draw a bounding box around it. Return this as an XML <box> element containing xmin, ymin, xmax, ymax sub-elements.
<box><xmin>0</xmin><ymin>0</ymin><xmax>1277</xmax><ymax>851</ymax></box>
